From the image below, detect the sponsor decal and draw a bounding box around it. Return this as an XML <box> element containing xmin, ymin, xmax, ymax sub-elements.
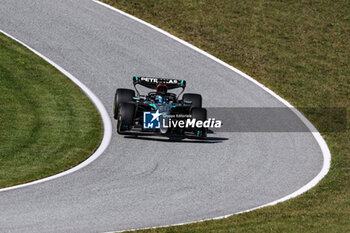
<box><xmin>141</xmin><ymin>77</ymin><xmax>158</xmax><ymax>83</ymax></box>
<box><xmin>140</xmin><ymin>77</ymin><xmax>178</xmax><ymax>84</ymax></box>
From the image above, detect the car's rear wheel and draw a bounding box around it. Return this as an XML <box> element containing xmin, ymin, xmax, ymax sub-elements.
<box><xmin>117</xmin><ymin>102</ymin><xmax>135</xmax><ymax>134</ymax></box>
<box><xmin>114</xmin><ymin>88</ymin><xmax>135</xmax><ymax>119</ymax></box>
<box><xmin>191</xmin><ymin>107</ymin><xmax>207</xmax><ymax>138</ymax></box>
<box><xmin>182</xmin><ymin>93</ymin><xmax>202</xmax><ymax>108</ymax></box>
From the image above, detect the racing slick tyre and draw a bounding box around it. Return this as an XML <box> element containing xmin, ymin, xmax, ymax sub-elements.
<box><xmin>114</xmin><ymin>88</ymin><xmax>135</xmax><ymax>119</ymax></box>
<box><xmin>117</xmin><ymin>102</ymin><xmax>135</xmax><ymax>134</ymax></box>
<box><xmin>191</xmin><ymin>107</ymin><xmax>207</xmax><ymax>138</ymax></box>
<box><xmin>182</xmin><ymin>93</ymin><xmax>202</xmax><ymax>108</ymax></box>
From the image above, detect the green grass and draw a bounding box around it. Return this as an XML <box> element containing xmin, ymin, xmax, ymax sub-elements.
<box><xmin>0</xmin><ymin>33</ymin><xmax>102</xmax><ymax>188</ymax></box>
<box><xmin>102</xmin><ymin>0</ymin><xmax>350</xmax><ymax>232</ymax></box>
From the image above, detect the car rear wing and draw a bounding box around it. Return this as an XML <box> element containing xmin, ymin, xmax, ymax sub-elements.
<box><xmin>133</xmin><ymin>76</ymin><xmax>186</xmax><ymax>96</ymax></box>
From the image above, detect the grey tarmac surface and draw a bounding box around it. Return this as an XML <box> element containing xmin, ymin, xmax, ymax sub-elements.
<box><xmin>0</xmin><ymin>0</ymin><xmax>324</xmax><ymax>232</ymax></box>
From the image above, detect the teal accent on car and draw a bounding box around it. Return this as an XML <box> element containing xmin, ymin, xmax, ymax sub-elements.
<box><xmin>181</xmin><ymin>80</ymin><xmax>184</xmax><ymax>86</ymax></box>
<box><xmin>132</xmin><ymin>97</ymin><xmax>140</xmax><ymax>100</ymax></box>
<box><xmin>148</xmin><ymin>103</ymin><xmax>157</xmax><ymax>110</ymax></box>
<box><xmin>184</xmin><ymin>100</ymin><xmax>192</xmax><ymax>104</ymax></box>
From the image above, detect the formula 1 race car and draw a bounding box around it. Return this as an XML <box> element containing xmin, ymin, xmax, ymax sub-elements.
<box><xmin>113</xmin><ymin>76</ymin><xmax>207</xmax><ymax>138</ymax></box>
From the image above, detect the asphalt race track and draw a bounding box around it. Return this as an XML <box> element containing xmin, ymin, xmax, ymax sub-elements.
<box><xmin>0</xmin><ymin>1</ymin><xmax>326</xmax><ymax>232</ymax></box>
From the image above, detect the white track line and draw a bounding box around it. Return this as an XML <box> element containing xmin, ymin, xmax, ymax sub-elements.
<box><xmin>0</xmin><ymin>30</ymin><xmax>112</xmax><ymax>193</ymax></box>
<box><xmin>92</xmin><ymin>1</ymin><xmax>331</xmax><ymax>232</ymax></box>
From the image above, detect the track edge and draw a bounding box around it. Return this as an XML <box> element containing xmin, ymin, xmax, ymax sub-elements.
<box><xmin>0</xmin><ymin>30</ymin><xmax>113</xmax><ymax>193</ymax></box>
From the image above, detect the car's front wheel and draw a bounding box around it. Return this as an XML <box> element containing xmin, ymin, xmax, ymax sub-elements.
<box><xmin>191</xmin><ymin>107</ymin><xmax>207</xmax><ymax>138</ymax></box>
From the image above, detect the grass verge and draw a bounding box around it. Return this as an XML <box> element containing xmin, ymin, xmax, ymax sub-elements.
<box><xmin>102</xmin><ymin>0</ymin><xmax>350</xmax><ymax>232</ymax></box>
<box><xmin>0</xmin><ymin>32</ymin><xmax>102</xmax><ymax>188</ymax></box>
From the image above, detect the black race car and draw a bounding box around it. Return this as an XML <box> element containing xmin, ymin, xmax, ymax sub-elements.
<box><xmin>113</xmin><ymin>76</ymin><xmax>207</xmax><ymax>138</ymax></box>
